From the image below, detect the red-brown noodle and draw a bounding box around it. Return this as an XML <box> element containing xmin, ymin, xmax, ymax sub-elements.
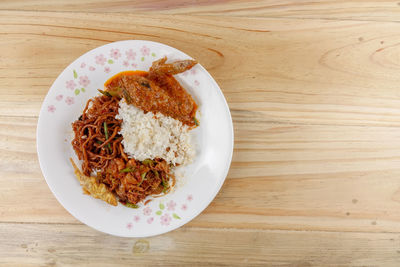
<box><xmin>71</xmin><ymin>95</ymin><xmax>174</xmax><ymax>205</ymax></box>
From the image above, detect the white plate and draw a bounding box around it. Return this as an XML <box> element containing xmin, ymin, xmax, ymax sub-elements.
<box><xmin>37</xmin><ymin>40</ymin><xmax>233</xmax><ymax>237</ymax></box>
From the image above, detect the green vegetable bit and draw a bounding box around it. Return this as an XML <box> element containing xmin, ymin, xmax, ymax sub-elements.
<box><xmin>103</xmin><ymin>122</ymin><xmax>112</xmax><ymax>152</ymax></box>
<box><xmin>137</xmin><ymin>172</ymin><xmax>147</xmax><ymax>186</ymax></box>
<box><xmin>142</xmin><ymin>159</ymin><xmax>153</xmax><ymax>166</ymax></box>
<box><xmin>153</xmin><ymin>170</ymin><xmax>159</xmax><ymax>178</ymax></box>
<box><xmin>98</xmin><ymin>89</ymin><xmax>112</xmax><ymax>97</ymax></box>
<box><xmin>193</xmin><ymin>117</ymin><xmax>199</xmax><ymax>126</ymax></box>
<box><xmin>103</xmin><ymin>122</ymin><xmax>109</xmax><ymax>139</ymax></box>
<box><xmin>161</xmin><ymin>178</ymin><xmax>169</xmax><ymax>193</ymax></box>
<box><xmin>125</xmin><ymin>202</ymin><xmax>139</xmax><ymax>209</ymax></box>
<box><xmin>122</xmin><ymin>88</ymin><xmax>132</xmax><ymax>103</ymax></box>
<box><xmin>98</xmin><ymin>88</ymin><xmax>120</xmax><ymax>97</ymax></box>
<box><xmin>120</xmin><ymin>167</ymin><xmax>134</xmax><ymax>173</ymax></box>
<box><xmin>108</xmin><ymin>87</ymin><xmax>121</xmax><ymax>97</ymax></box>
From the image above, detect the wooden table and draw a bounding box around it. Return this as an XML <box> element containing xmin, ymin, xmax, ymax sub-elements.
<box><xmin>2</xmin><ymin>1</ymin><xmax>400</xmax><ymax>266</ymax></box>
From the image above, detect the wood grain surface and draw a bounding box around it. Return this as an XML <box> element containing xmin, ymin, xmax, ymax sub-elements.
<box><xmin>2</xmin><ymin>0</ymin><xmax>400</xmax><ymax>21</ymax></box>
<box><xmin>2</xmin><ymin>2</ymin><xmax>400</xmax><ymax>266</ymax></box>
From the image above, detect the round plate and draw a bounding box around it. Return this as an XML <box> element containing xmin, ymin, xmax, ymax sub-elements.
<box><xmin>37</xmin><ymin>40</ymin><xmax>233</xmax><ymax>237</ymax></box>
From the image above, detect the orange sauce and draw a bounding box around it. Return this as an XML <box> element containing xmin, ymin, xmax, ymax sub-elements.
<box><xmin>104</xmin><ymin>70</ymin><xmax>148</xmax><ymax>87</ymax></box>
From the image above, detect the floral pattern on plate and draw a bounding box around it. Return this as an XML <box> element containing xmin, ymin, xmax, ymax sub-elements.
<box><xmin>125</xmin><ymin>195</ymin><xmax>192</xmax><ymax>229</ymax></box>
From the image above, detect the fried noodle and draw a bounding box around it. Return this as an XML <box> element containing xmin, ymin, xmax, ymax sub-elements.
<box><xmin>71</xmin><ymin>95</ymin><xmax>173</xmax><ymax>205</ymax></box>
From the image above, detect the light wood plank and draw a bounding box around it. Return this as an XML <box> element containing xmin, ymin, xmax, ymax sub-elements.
<box><xmin>2</xmin><ymin>1</ymin><xmax>400</xmax><ymax>22</ymax></box>
<box><xmin>1</xmin><ymin>223</ymin><xmax>400</xmax><ymax>266</ymax></box>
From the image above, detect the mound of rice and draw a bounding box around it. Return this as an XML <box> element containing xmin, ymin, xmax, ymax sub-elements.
<box><xmin>116</xmin><ymin>100</ymin><xmax>194</xmax><ymax>165</ymax></box>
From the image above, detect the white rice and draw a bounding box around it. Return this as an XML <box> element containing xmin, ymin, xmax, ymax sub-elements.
<box><xmin>116</xmin><ymin>100</ymin><xmax>194</xmax><ymax>165</ymax></box>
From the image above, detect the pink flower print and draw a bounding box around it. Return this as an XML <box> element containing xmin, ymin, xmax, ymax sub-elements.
<box><xmin>167</xmin><ymin>200</ymin><xmax>176</xmax><ymax>211</ymax></box>
<box><xmin>47</xmin><ymin>105</ymin><xmax>56</xmax><ymax>113</ymax></box>
<box><xmin>56</xmin><ymin>95</ymin><xmax>63</xmax><ymax>101</ymax></box>
<box><xmin>143</xmin><ymin>207</ymin><xmax>152</xmax><ymax>216</ymax></box>
<box><xmin>187</xmin><ymin>194</ymin><xmax>193</xmax><ymax>202</ymax></box>
<box><xmin>140</xmin><ymin>46</ymin><xmax>150</xmax><ymax>56</ymax></box>
<box><xmin>95</xmin><ymin>54</ymin><xmax>106</xmax><ymax>65</ymax></box>
<box><xmin>65</xmin><ymin>96</ymin><xmax>74</xmax><ymax>105</ymax></box>
<box><xmin>104</xmin><ymin>66</ymin><xmax>111</xmax><ymax>73</ymax></box>
<box><xmin>126</xmin><ymin>222</ymin><xmax>132</xmax><ymax>229</ymax></box>
<box><xmin>79</xmin><ymin>75</ymin><xmax>90</xmax><ymax>87</ymax></box>
<box><xmin>133</xmin><ymin>215</ymin><xmax>140</xmax><ymax>222</ymax></box>
<box><xmin>66</xmin><ymin>80</ymin><xmax>76</xmax><ymax>90</ymax></box>
<box><xmin>181</xmin><ymin>204</ymin><xmax>188</xmax><ymax>211</ymax></box>
<box><xmin>147</xmin><ymin>217</ymin><xmax>154</xmax><ymax>224</ymax></box>
<box><xmin>89</xmin><ymin>66</ymin><xmax>96</xmax><ymax>71</ymax></box>
<box><xmin>80</xmin><ymin>62</ymin><xmax>86</xmax><ymax>68</ymax></box>
<box><xmin>190</xmin><ymin>68</ymin><xmax>197</xmax><ymax>75</ymax></box>
<box><xmin>126</xmin><ymin>49</ymin><xmax>136</xmax><ymax>61</ymax></box>
<box><xmin>160</xmin><ymin>213</ymin><xmax>171</xmax><ymax>226</ymax></box>
<box><xmin>194</xmin><ymin>80</ymin><xmax>200</xmax><ymax>86</ymax></box>
<box><xmin>182</xmin><ymin>71</ymin><xmax>188</xmax><ymax>77</ymax></box>
<box><xmin>110</xmin><ymin>48</ymin><xmax>121</xmax><ymax>60</ymax></box>
<box><xmin>131</xmin><ymin>63</ymin><xmax>137</xmax><ymax>68</ymax></box>
<box><xmin>123</xmin><ymin>60</ymin><xmax>129</xmax><ymax>67</ymax></box>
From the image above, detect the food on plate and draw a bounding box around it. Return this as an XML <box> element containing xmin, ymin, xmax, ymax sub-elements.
<box><xmin>105</xmin><ymin>57</ymin><xmax>198</xmax><ymax>126</ymax></box>
<box><xmin>117</xmin><ymin>101</ymin><xmax>194</xmax><ymax>165</ymax></box>
<box><xmin>70</xmin><ymin>158</ymin><xmax>117</xmax><ymax>206</ymax></box>
<box><xmin>71</xmin><ymin>57</ymin><xmax>198</xmax><ymax>207</ymax></box>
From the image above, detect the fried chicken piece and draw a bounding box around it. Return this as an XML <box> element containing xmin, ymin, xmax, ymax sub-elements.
<box><xmin>105</xmin><ymin>57</ymin><xmax>198</xmax><ymax>127</ymax></box>
<box><xmin>149</xmin><ymin>56</ymin><xmax>197</xmax><ymax>75</ymax></box>
<box><xmin>147</xmin><ymin>57</ymin><xmax>198</xmax><ymax>123</ymax></box>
